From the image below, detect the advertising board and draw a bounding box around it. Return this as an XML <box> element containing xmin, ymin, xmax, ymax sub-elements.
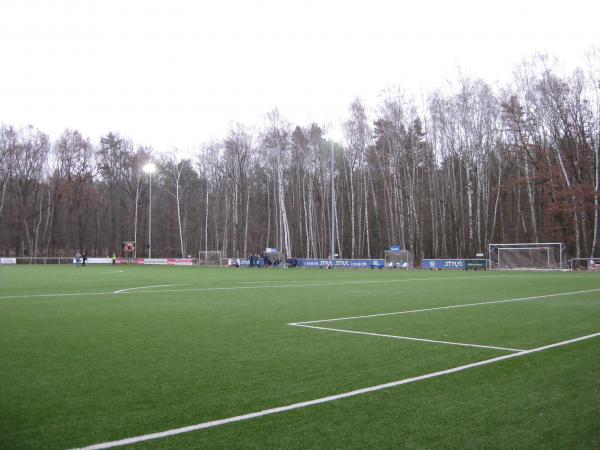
<box><xmin>464</xmin><ymin>259</ymin><xmax>488</xmax><ymax>270</ymax></box>
<box><xmin>225</xmin><ymin>258</ymin><xmax>385</xmax><ymax>269</ymax></box>
<box><xmin>86</xmin><ymin>258</ymin><xmax>112</xmax><ymax>264</ymax></box>
<box><xmin>168</xmin><ymin>259</ymin><xmax>194</xmax><ymax>266</ymax></box>
<box><xmin>422</xmin><ymin>259</ymin><xmax>465</xmax><ymax>270</ymax></box>
<box><xmin>137</xmin><ymin>258</ymin><xmax>169</xmax><ymax>265</ymax></box>
<box><xmin>297</xmin><ymin>259</ymin><xmax>385</xmax><ymax>269</ymax></box>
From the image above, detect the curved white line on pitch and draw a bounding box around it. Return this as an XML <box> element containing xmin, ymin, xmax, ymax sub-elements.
<box><xmin>0</xmin><ymin>275</ymin><xmax>510</xmax><ymax>300</ymax></box>
<box><xmin>112</xmin><ymin>284</ymin><xmax>191</xmax><ymax>294</ymax></box>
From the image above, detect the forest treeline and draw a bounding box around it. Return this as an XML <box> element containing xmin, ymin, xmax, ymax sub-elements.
<box><xmin>1</xmin><ymin>56</ymin><xmax>599</xmax><ymax>261</ymax></box>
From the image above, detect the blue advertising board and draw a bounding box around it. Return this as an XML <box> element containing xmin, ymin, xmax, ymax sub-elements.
<box><xmin>389</xmin><ymin>246</ymin><xmax>401</xmax><ymax>252</ymax></box>
<box><xmin>422</xmin><ymin>259</ymin><xmax>465</xmax><ymax>270</ymax></box>
<box><xmin>227</xmin><ymin>258</ymin><xmax>385</xmax><ymax>269</ymax></box>
<box><xmin>297</xmin><ymin>259</ymin><xmax>385</xmax><ymax>269</ymax></box>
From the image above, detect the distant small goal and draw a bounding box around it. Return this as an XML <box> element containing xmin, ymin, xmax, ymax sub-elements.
<box><xmin>198</xmin><ymin>251</ymin><xmax>223</xmax><ymax>266</ymax></box>
<box><xmin>489</xmin><ymin>243</ymin><xmax>566</xmax><ymax>271</ymax></box>
<box><xmin>384</xmin><ymin>250</ymin><xmax>414</xmax><ymax>269</ymax></box>
<box><xmin>569</xmin><ymin>258</ymin><xmax>600</xmax><ymax>271</ymax></box>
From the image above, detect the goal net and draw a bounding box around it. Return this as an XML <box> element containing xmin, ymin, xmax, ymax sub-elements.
<box><xmin>489</xmin><ymin>243</ymin><xmax>566</xmax><ymax>270</ymax></box>
<box><xmin>384</xmin><ymin>250</ymin><xmax>414</xmax><ymax>269</ymax></box>
<box><xmin>570</xmin><ymin>258</ymin><xmax>600</xmax><ymax>271</ymax></box>
<box><xmin>198</xmin><ymin>250</ymin><xmax>222</xmax><ymax>266</ymax></box>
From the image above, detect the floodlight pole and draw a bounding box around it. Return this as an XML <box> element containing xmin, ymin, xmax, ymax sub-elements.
<box><xmin>148</xmin><ymin>171</ymin><xmax>152</xmax><ymax>259</ymax></box>
<box><xmin>143</xmin><ymin>163</ymin><xmax>157</xmax><ymax>259</ymax></box>
<box><xmin>330</xmin><ymin>139</ymin><xmax>335</xmax><ymax>268</ymax></box>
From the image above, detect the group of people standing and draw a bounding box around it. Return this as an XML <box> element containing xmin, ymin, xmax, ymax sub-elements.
<box><xmin>73</xmin><ymin>252</ymin><xmax>118</xmax><ymax>266</ymax></box>
<box><xmin>247</xmin><ymin>253</ymin><xmax>298</xmax><ymax>268</ymax></box>
<box><xmin>74</xmin><ymin>251</ymin><xmax>88</xmax><ymax>267</ymax></box>
<box><xmin>248</xmin><ymin>253</ymin><xmax>274</xmax><ymax>267</ymax></box>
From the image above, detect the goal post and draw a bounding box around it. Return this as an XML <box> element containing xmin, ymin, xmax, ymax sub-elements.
<box><xmin>198</xmin><ymin>250</ymin><xmax>222</xmax><ymax>266</ymax></box>
<box><xmin>489</xmin><ymin>243</ymin><xmax>566</xmax><ymax>270</ymax></box>
<box><xmin>569</xmin><ymin>258</ymin><xmax>600</xmax><ymax>271</ymax></box>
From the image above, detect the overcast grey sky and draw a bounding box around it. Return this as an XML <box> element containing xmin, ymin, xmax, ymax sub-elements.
<box><xmin>0</xmin><ymin>0</ymin><xmax>598</xmax><ymax>151</ymax></box>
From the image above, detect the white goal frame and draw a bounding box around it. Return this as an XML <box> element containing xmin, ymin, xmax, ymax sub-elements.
<box><xmin>198</xmin><ymin>250</ymin><xmax>223</xmax><ymax>266</ymax></box>
<box><xmin>384</xmin><ymin>250</ymin><xmax>414</xmax><ymax>269</ymax></box>
<box><xmin>489</xmin><ymin>242</ymin><xmax>566</xmax><ymax>271</ymax></box>
<box><xmin>569</xmin><ymin>258</ymin><xmax>600</xmax><ymax>271</ymax></box>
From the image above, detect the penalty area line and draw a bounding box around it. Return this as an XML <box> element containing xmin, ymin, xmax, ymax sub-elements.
<box><xmin>293</xmin><ymin>287</ymin><xmax>600</xmax><ymax>325</ymax></box>
<box><xmin>70</xmin><ymin>331</ymin><xmax>600</xmax><ymax>450</ymax></box>
<box><xmin>290</xmin><ymin>323</ymin><xmax>525</xmax><ymax>352</ymax></box>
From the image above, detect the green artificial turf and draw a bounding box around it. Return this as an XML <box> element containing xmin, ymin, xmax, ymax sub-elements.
<box><xmin>0</xmin><ymin>266</ymin><xmax>599</xmax><ymax>449</ymax></box>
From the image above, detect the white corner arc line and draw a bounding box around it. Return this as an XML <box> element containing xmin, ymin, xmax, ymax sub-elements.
<box><xmin>291</xmin><ymin>323</ymin><xmax>525</xmax><ymax>352</ymax></box>
<box><xmin>294</xmin><ymin>288</ymin><xmax>600</xmax><ymax>325</ymax></box>
<box><xmin>112</xmin><ymin>284</ymin><xmax>191</xmax><ymax>294</ymax></box>
<box><xmin>70</xmin><ymin>331</ymin><xmax>600</xmax><ymax>450</ymax></box>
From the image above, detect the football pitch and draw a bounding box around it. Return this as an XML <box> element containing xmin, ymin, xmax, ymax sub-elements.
<box><xmin>1</xmin><ymin>266</ymin><xmax>600</xmax><ymax>449</ymax></box>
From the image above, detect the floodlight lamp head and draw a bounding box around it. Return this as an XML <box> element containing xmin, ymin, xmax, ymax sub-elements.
<box><xmin>322</xmin><ymin>126</ymin><xmax>341</xmax><ymax>143</ymax></box>
<box><xmin>143</xmin><ymin>162</ymin><xmax>157</xmax><ymax>174</ymax></box>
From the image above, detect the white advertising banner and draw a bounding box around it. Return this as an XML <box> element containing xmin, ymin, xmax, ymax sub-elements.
<box><xmin>137</xmin><ymin>258</ymin><xmax>169</xmax><ymax>265</ymax></box>
<box><xmin>0</xmin><ymin>257</ymin><xmax>17</xmax><ymax>265</ymax></box>
<box><xmin>87</xmin><ymin>258</ymin><xmax>112</xmax><ymax>264</ymax></box>
<box><xmin>168</xmin><ymin>258</ymin><xmax>194</xmax><ymax>266</ymax></box>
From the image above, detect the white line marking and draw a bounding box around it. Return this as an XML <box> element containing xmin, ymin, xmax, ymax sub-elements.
<box><xmin>112</xmin><ymin>284</ymin><xmax>191</xmax><ymax>294</ymax></box>
<box><xmin>117</xmin><ymin>275</ymin><xmax>504</xmax><ymax>295</ymax></box>
<box><xmin>71</xmin><ymin>331</ymin><xmax>600</xmax><ymax>450</ymax></box>
<box><xmin>0</xmin><ymin>274</ymin><xmax>503</xmax><ymax>300</ymax></box>
<box><xmin>0</xmin><ymin>291</ymin><xmax>111</xmax><ymax>300</ymax></box>
<box><xmin>291</xmin><ymin>323</ymin><xmax>525</xmax><ymax>352</ymax></box>
<box><xmin>293</xmin><ymin>288</ymin><xmax>600</xmax><ymax>325</ymax></box>
<box><xmin>238</xmin><ymin>280</ymin><xmax>324</xmax><ymax>284</ymax></box>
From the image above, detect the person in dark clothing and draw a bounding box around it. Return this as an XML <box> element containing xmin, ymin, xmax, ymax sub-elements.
<box><xmin>82</xmin><ymin>252</ymin><xmax>88</xmax><ymax>267</ymax></box>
